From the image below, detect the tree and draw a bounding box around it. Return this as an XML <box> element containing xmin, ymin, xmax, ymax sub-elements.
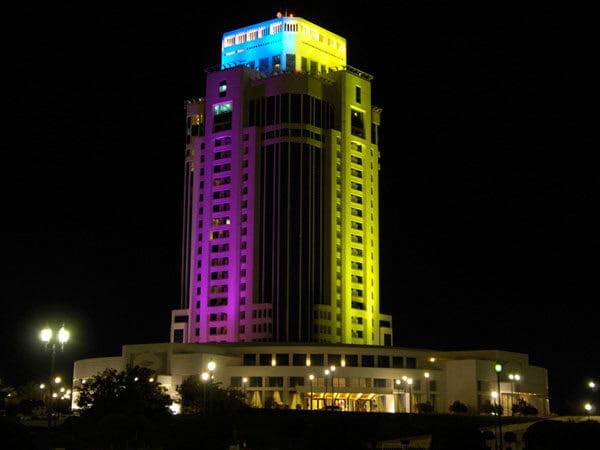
<box><xmin>14</xmin><ymin>382</ymin><xmax>46</xmax><ymax>416</ymax></box>
<box><xmin>449</xmin><ymin>400</ymin><xmax>468</xmax><ymax>414</ymax></box>
<box><xmin>512</xmin><ymin>398</ymin><xmax>538</xmax><ymax>416</ymax></box>
<box><xmin>415</xmin><ymin>401</ymin><xmax>434</xmax><ymax>413</ymax></box>
<box><xmin>480</xmin><ymin>399</ymin><xmax>503</xmax><ymax>415</ymax></box>
<box><xmin>76</xmin><ymin>365</ymin><xmax>172</xmax><ymax>419</ymax></box>
<box><xmin>176</xmin><ymin>375</ymin><xmax>248</xmax><ymax>416</ymax></box>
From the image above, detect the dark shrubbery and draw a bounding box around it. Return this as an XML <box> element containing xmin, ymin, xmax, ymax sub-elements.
<box><xmin>523</xmin><ymin>419</ymin><xmax>600</xmax><ymax>449</ymax></box>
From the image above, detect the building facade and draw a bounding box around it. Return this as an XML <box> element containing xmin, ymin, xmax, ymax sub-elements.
<box><xmin>171</xmin><ymin>14</ymin><xmax>392</xmax><ymax>346</ymax></box>
<box><xmin>72</xmin><ymin>343</ymin><xmax>550</xmax><ymax>416</ymax></box>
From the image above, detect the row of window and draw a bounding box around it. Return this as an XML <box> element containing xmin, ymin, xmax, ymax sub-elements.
<box><xmin>248</xmin><ymin>94</ymin><xmax>334</xmax><ymax>129</ymax></box>
<box><xmin>229</xmin><ymin>376</ymin><xmax>436</xmax><ymax>391</ymax></box>
<box><xmin>222</xmin><ymin>22</ymin><xmax>344</xmax><ymax>52</ymax></box>
<box><xmin>242</xmin><ymin>353</ymin><xmax>417</xmax><ymax>369</ymax></box>
<box><xmin>263</xmin><ymin>128</ymin><xmax>323</xmax><ymax>142</ymax></box>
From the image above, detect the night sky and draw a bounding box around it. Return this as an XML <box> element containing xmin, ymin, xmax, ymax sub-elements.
<box><xmin>4</xmin><ymin>2</ymin><xmax>597</xmax><ymax>412</ymax></box>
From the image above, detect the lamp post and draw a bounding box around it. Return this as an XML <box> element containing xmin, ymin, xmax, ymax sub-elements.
<box><xmin>584</xmin><ymin>402</ymin><xmax>594</xmax><ymax>420</ymax></box>
<box><xmin>207</xmin><ymin>360</ymin><xmax>216</xmax><ymax>384</ymax></box>
<box><xmin>309</xmin><ymin>374</ymin><xmax>314</xmax><ymax>410</ymax></box>
<box><xmin>242</xmin><ymin>377</ymin><xmax>248</xmax><ymax>401</ymax></box>
<box><xmin>407</xmin><ymin>378</ymin><xmax>413</xmax><ymax>413</ymax></box>
<box><xmin>207</xmin><ymin>361</ymin><xmax>216</xmax><ymax>416</ymax></box>
<box><xmin>395</xmin><ymin>379</ymin><xmax>401</xmax><ymax>413</ymax></box>
<box><xmin>201</xmin><ymin>371</ymin><xmax>209</xmax><ymax>415</ymax></box>
<box><xmin>330</xmin><ymin>365</ymin><xmax>336</xmax><ymax>409</ymax></box>
<box><xmin>40</xmin><ymin>324</ymin><xmax>69</xmax><ymax>428</ymax></box>
<box><xmin>494</xmin><ymin>362</ymin><xmax>504</xmax><ymax>450</ymax></box>
<box><xmin>424</xmin><ymin>372</ymin><xmax>430</xmax><ymax>407</ymax></box>
<box><xmin>324</xmin><ymin>369</ymin><xmax>330</xmax><ymax>408</ymax></box>
<box><xmin>508</xmin><ymin>374</ymin><xmax>520</xmax><ymax>415</ymax></box>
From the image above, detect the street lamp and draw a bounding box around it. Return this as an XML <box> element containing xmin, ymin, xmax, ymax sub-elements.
<box><xmin>201</xmin><ymin>371</ymin><xmax>209</xmax><ymax>415</ymax></box>
<box><xmin>395</xmin><ymin>379</ymin><xmax>401</xmax><ymax>413</ymax></box>
<box><xmin>206</xmin><ymin>361</ymin><xmax>216</xmax><ymax>416</ymax></box>
<box><xmin>207</xmin><ymin>360</ymin><xmax>216</xmax><ymax>384</ymax></box>
<box><xmin>40</xmin><ymin>324</ymin><xmax>69</xmax><ymax>428</ymax></box>
<box><xmin>424</xmin><ymin>372</ymin><xmax>430</xmax><ymax>407</ymax></box>
<box><xmin>308</xmin><ymin>374</ymin><xmax>314</xmax><ymax>410</ymax></box>
<box><xmin>508</xmin><ymin>374</ymin><xmax>521</xmax><ymax>415</ymax></box>
<box><xmin>407</xmin><ymin>378</ymin><xmax>413</xmax><ymax>413</ymax></box>
<box><xmin>324</xmin><ymin>369</ymin><xmax>330</xmax><ymax>408</ymax></box>
<box><xmin>330</xmin><ymin>365</ymin><xmax>336</xmax><ymax>408</ymax></box>
<box><xmin>584</xmin><ymin>402</ymin><xmax>594</xmax><ymax>420</ymax></box>
<box><xmin>242</xmin><ymin>377</ymin><xmax>248</xmax><ymax>400</ymax></box>
<box><xmin>494</xmin><ymin>362</ymin><xmax>504</xmax><ymax>450</ymax></box>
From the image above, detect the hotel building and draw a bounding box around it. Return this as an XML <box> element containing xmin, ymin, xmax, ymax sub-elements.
<box><xmin>73</xmin><ymin>14</ymin><xmax>550</xmax><ymax>416</ymax></box>
<box><xmin>170</xmin><ymin>13</ymin><xmax>392</xmax><ymax>346</ymax></box>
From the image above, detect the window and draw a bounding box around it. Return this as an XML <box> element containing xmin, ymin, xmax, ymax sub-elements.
<box><xmin>310</xmin><ymin>353</ymin><xmax>324</xmax><ymax>366</ymax></box>
<box><xmin>213</xmin><ymin>102</ymin><xmax>232</xmax><ymax>132</ymax></box>
<box><xmin>392</xmin><ymin>357</ymin><xmax>404</xmax><ymax>368</ymax></box>
<box><xmin>286</xmin><ymin>53</ymin><xmax>295</xmax><ymax>71</ymax></box>
<box><xmin>345</xmin><ymin>354</ymin><xmax>359</xmax><ymax>367</ymax></box>
<box><xmin>219</xmin><ymin>81</ymin><xmax>227</xmax><ymax>97</ymax></box>
<box><xmin>292</xmin><ymin>353</ymin><xmax>307</xmax><ymax>366</ymax></box>
<box><xmin>355</xmin><ymin>86</ymin><xmax>361</xmax><ymax>103</ymax></box>
<box><xmin>328</xmin><ymin>354</ymin><xmax>341</xmax><ymax>366</ymax></box>
<box><xmin>259</xmin><ymin>353</ymin><xmax>271</xmax><ymax>366</ymax></box>
<box><xmin>173</xmin><ymin>329</ymin><xmax>183</xmax><ymax>343</ymax></box>
<box><xmin>268</xmin><ymin>377</ymin><xmax>283</xmax><ymax>387</ymax></box>
<box><xmin>243</xmin><ymin>354</ymin><xmax>257</xmax><ymax>365</ymax></box>
<box><xmin>259</xmin><ymin>57</ymin><xmax>269</xmax><ymax>73</ymax></box>
<box><xmin>272</xmin><ymin>55</ymin><xmax>281</xmax><ymax>72</ymax></box>
<box><xmin>377</xmin><ymin>355</ymin><xmax>390</xmax><ymax>368</ymax></box>
<box><xmin>384</xmin><ymin>334</ymin><xmax>392</xmax><ymax>346</ymax></box>
<box><xmin>350</xmin><ymin>108</ymin><xmax>365</xmax><ymax>138</ymax></box>
<box><xmin>361</xmin><ymin>355</ymin><xmax>374</xmax><ymax>367</ymax></box>
<box><xmin>275</xmin><ymin>353</ymin><xmax>289</xmax><ymax>366</ymax></box>
<box><xmin>373</xmin><ymin>378</ymin><xmax>387</xmax><ymax>388</ymax></box>
<box><xmin>289</xmin><ymin>376</ymin><xmax>304</xmax><ymax>387</ymax></box>
<box><xmin>406</xmin><ymin>357</ymin><xmax>417</xmax><ymax>369</ymax></box>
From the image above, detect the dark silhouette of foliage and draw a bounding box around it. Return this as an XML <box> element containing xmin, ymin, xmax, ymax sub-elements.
<box><xmin>449</xmin><ymin>400</ymin><xmax>468</xmax><ymax>413</ymax></box>
<box><xmin>416</xmin><ymin>401</ymin><xmax>434</xmax><ymax>413</ymax></box>
<box><xmin>512</xmin><ymin>398</ymin><xmax>538</xmax><ymax>415</ymax></box>
<box><xmin>480</xmin><ymin>399</ymin><xmax>503</xmax><ymax>415</ymax></box>
<box><xmin>176</xmin><ymin>375</ymin><xmax>248</xmax><ymax>416</ymax></box>
<box><xmin>76</xmin><ymin>364</ymin><xmax>171</xmax><ymax>419</ymax></box>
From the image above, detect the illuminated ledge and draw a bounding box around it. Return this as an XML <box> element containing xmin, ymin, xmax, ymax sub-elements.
<box><xmin>205</xmin><ymin>63</ymin><xmax>373</xmax><ymax>82</ymax></box>
<box><xmin>345</xmin><ymin>65</ymin><xmax>374</xmax><ymax>81</ymax></box>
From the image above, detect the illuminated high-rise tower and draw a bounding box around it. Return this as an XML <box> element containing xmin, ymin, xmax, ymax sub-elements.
<box><xmin>171</xmin><ymin>13</ymin><xmax>393</xmax><ymax>346</ymax></box>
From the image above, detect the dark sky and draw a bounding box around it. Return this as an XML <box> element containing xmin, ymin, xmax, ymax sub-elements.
<box><xmin>3</xmin><ymin>2</ymin><xmax>597</xmax><ymax>412</ymax></box>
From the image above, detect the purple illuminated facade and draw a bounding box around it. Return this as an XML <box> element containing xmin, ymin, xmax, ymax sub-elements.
<box><xmin>171</xmin><ymin>14</ymin><xmax>393</xmax><ymax>346</ymax></box>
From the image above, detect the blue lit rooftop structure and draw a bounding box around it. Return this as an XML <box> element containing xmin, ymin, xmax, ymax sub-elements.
<box><xmin>221</xmin><ymin>14</ymin><xmax>347</xmax><ymax>74</ymax></box>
